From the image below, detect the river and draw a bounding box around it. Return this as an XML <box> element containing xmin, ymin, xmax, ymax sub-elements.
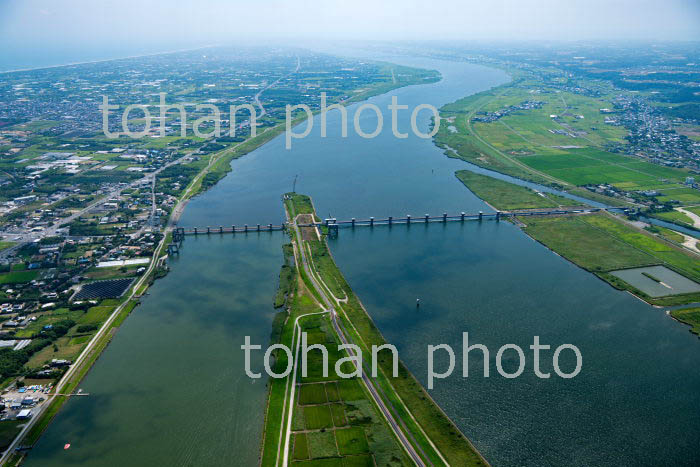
<box><xmin>25</xmin><ymin>54</ymin><xmax>700</xmax><ymax>466</ymax></box>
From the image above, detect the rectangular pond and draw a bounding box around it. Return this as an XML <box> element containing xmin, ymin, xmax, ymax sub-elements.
<box><xmin>610</xmin><ymin>265</ymin><xmax>700</xmax><ymax>297</ymax></box>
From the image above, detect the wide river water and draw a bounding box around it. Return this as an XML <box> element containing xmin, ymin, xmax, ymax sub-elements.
<box><xmin>26</xmin><ymin>55</ymin><xmax>700</xmax><ymax>466</ymax></box>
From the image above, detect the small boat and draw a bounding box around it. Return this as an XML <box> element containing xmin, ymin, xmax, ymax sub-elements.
<box><xmin>64</xmin><ymin>444</ymin><xmax>71</xmax><ymax>450</ymax></box>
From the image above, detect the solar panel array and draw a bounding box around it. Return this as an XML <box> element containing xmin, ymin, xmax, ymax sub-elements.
<box><xmin>73</xmin><ymin>278</ymin><xmax>135</xmax><ymax>300</ymax></box>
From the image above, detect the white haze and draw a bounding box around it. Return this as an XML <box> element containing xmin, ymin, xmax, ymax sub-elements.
<box><xmin>1</xmin><ymin>0</ymin><xmax>699</xmax><ymax>47</ymax></box>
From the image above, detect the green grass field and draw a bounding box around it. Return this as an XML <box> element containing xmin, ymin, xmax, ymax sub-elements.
<box><xmin>307</xmin><ymin>431</ymin><xmax>339</xmax><ymax>458</ymax></box>
<box><xmin>522</xmin><ymin>215</ymin><xmax>655</xmax><ymax>271</ymax></box>
<box><xmin>286</xmin><ymin>193</ymin><xmax>316</xmax><ymax>216</ymax></box>
<box><xmin>336</xmin><ymin>379</ymin><xmax>365</xmax><ymax>402</ymax></box>
<box><xmin>0</xmin><ymin>269</ymin><xmax>38</xmax><ymax>284</ymax></box>
<box><xmin>651</xmin><ymin>210</ymin><xmax>695</xmax><ymax>226</ymax></box>
<box><xmin>299</xmin><ymin>383</ymin><xmax>328</xmax><ymax>405</ymax></box>
<box><xmin>522</xmin><ymin>213</ymin><xmax>700</xmax><ymax>304</ymax></box>
<box><xmin>670</xmin><ymin>307</ymin><xmax>700</xmax><ymax>337</ymax></box>
<box><xmin>304</xmin><ymin>405</ymin><xmax>334</xmax><ymax>430</ymax></box>
<box><xmin>645</xmin><ymin>225</ymin><xmax>685</xmax><ymax>244</ymax></box>
<box><xmin>584</xmin><ymin>215</ymin><xmax>700</xmax><ymax>282</ymax></box>
<box><xmin>293</xmin><ymin>433</ymin><xmax>310</xmax><ymax>460</ymax></box>
<box><xmin>518</xmin><ymin>148</ymin><xmax>687</xmax><ymax>189</ymax></box>
<box><xmin>456</xmin><ymin>170</ymin><xmax>575</xmax><ymax>210</ymax></box>
<box><xmin>524</xmin><ymin>213</ymin><xmax>700</xmax><ymax>277</ymax></box>
<box><xmin>436</xmin><ymin>76</ymin><xmax>691</xmax><ymax>211</ymax></box>
<box><xmin>330</xmin><ymin>404</ymin><xmax>348</xmax><ymax>427</ymax></box>
<box><xmin>335</xmin><ymin>427</ymin><xmax>370</xmax><ymax>455</ymax></box>
<box><xmin>656</xmin><ymin>188</ymin><xmax>700</xmax><ymax>205</ymax></box>
<box><xmin>325</xmin><ymin>382</ymin><xmax>340</xmax><ymax>402</ymax></box>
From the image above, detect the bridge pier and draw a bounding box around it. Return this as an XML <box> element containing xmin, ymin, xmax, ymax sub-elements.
<box><xmin>172</xmin><ymin>228</ymin><xmax>184</xmax><ymax>243</ymax></box>
<box><xmin>178</xmin><ymin>208</ymin><xmax>590</xmax><ymax>237</ymax></box>
<box><xmin>328</xmin><ymin>223</ymin><xmax>338</xmax><ymax>237</ymax></box>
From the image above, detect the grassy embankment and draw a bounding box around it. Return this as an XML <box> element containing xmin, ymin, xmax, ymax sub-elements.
<box><xmin>649</xmin><ymin>208</ymin><xmax>700</xmax><ymax>232</ymax></box>
<box><xmin>670</xmin><ymin>307</ymin><xmax>700</xmax><ymax>337</ymax></box>
<box><xmin>267</xmin><ymin>194</ymin><xmax>488</xmax><ymax>466</ymax></box>
<box><xmin>455</xmin><ymin>170</ymin><xmax>576</xmax><ymax>211</ymax></box>
<box><xmin>644</xmin><ymin>224</ymin><xmax>686</xmax><ymax>245</ymax></box>
<box><xmin>522</xmin><ymin>213</ymin><xmax>700</xmax><ymax>306</ymax></box>
<box><xmin>274</xmin><ymin>244</ymin><xmax>296</xmax><ymax>309</ymax></box>
<box><xmin>260</xmin><ymin>197</ymin><xmax>410</xmax><ymax>466</ymax></box>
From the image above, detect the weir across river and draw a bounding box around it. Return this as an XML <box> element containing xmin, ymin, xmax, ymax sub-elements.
<box><xmin>172</xmin><ymin>207</ymin><xmax>631</xmax><ymax>241</ymax></box>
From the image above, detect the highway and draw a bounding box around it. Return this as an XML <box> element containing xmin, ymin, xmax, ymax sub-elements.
<box><xmin>254</xmin><ymin>56</ymin><xmax>301</xmax><ymax>120</ymax></box>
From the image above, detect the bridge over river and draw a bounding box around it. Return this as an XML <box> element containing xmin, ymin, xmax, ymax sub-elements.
<box><xmin>171</xmin><ymin>206</ymin><xmax>631</xmax><ymax>241</ymax></box>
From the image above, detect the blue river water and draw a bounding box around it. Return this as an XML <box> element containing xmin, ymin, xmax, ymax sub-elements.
<box><xmin>25</xmin><ymin>55</ymin><xmax>700</xmax><ymax>466</ymax></box>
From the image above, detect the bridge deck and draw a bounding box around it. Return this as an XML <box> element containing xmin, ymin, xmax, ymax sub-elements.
<box><xmin>174</xmin><ymin>207</ymin><xmax>626</xmax><ymax>236</ymax></box>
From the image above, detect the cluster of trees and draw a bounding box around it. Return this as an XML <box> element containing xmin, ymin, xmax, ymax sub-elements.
<box><xmin>0</xmin><ymin>339</ymin><xmax>52</xmax><ymax>380</ymax></box>
<box><xmin>661</xmin><ymin>104</ymin><xmax>700</xmax><ymax>120</ymax></box>
<box><xmin>37</xmin><ymin>319</ymin><xmax>75</xmax><ymax>340</ymax></box>
<box><xmin>0</xmin><ymin>318</ymin><xmax>77</xmax><ymax>380</ymax></box>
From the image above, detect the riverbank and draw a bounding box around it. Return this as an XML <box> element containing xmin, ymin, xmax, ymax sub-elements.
<box><xmin>450</xmin><ymin>137</ymin><xmax>700</xmax><ymax>309</ymax></box>
<box><xmin>669</xmin><ymin>307</ymin><xmax>700</xmax><ymax>337</ymax></box>
<box><xmin>2</xmin><ymin>232</ymin><xmax>169</xmax><ymax>465</ymax></box>
<box><xmin>260</xmin><ymin>195</ymin><xmax>413</xmax><ymax>466</ymax></box>
<box><xmin>262</xmin><ymin>193</ymin><xmax>488</xmax><ymax>466</ymax></box>
<box><xmin>521</xmin><ymin>213</ymin><xmax>700</xmax><ymax>307</ymax></box>
<box><xmin>455</xmin><ymin>170</ymin><xmax>577</xmax><ymax>211</ymax></box>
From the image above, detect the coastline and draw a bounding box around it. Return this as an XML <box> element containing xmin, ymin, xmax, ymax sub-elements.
<box><xmin>0</xmin><ymin>45</ymin><xmax>215</xmax><ymax>75</ymax></box>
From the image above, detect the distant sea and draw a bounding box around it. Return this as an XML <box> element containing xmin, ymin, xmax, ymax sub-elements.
<box><xmin>0</xmin><ymin>42</ymin><xmax>205</xmax><ymax>73</ymax></box>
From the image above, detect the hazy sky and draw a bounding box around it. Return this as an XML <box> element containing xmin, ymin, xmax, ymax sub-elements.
<box><xmin>1</xmin><ymin>0</ymin><xmax>699</xmax><ymax>51</ymax></box>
